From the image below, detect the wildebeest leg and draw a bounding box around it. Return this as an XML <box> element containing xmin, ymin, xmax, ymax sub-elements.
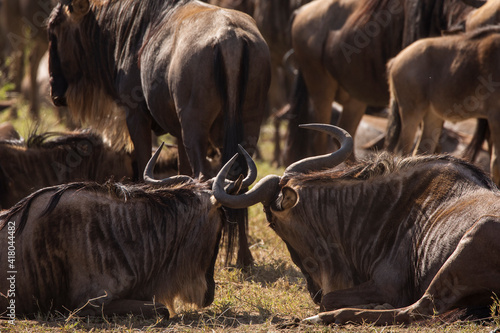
<box><xmin>28</xmin><ymin>40</ymin><xmax>47</xmax><ymax>120</ymax></box>
<box><xmin>414</xmin><ymin>111</ymin><xmax>444</xmax><ymax>155</ymax></box>
<box><xmin>303</xmin><ymin>67</ymin><xmax>338</xmax><ymax>158</ymax></box>
<box><xmin>78</xmin><ymin>299</ymin><xmax>169</xmax><ymax>318</ymax></box>
<box><xmin>488</xmin><ymin>117</ymin><xmax>500</xmax><ymax>184</ymax></box>
<box><xmin>180</xmin><ymin>119</ymin><xmax>211</xmax><ymax>179</ymax></box>
<box><xmin>307</xmin><ymin>217</ymin><xmax>500</xmax><ymax>325</ymax></box>
<box><xmin>176</xmin><ymin>135</ymin><xmax>193</xmax><ymax>176</ymax></box>
<box><xmin>320</xmin><ymin>279</ymin><xmax>394</xmax><ymax>311</ymax></box>
<box><xmin>126</xmin><ymin>108</ymin><xmax>152</xmax><ymax>180</ymax></box>
<box><xmin>336</xmin><ymin>95</ymin><xmax>366</xmax><ymax>161</ymax></box>
<box><xmin>397</xmin><ymin>106</ymin><xmax>427</xmax><ymax>155</ymax></box>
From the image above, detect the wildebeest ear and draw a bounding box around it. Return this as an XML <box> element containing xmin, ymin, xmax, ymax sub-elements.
<box><xmin>279</xmin><ymin>186</ymin><xmax>298</xmax><ymax>210</ymax></box>
<box><xmin>68</xmin><ymin>0</ymin><xmax>90</xmax><ymax>19</ymax></box>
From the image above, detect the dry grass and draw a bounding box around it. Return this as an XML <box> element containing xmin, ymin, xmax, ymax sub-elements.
<box><xmin>0</xmin><ymin>103</ymin><xmax>499</xmax><ymax>332</ymax></box>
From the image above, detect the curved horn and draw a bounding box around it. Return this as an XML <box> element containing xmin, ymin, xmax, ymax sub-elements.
<box><xmin>460</xmin><ymin>0</ymin><xmax>487</xmax><ymax>8</ymax></box>
<box><xmin>224</xmin><ymin>145</ymin><xmax>258</xmax><ymax>193</ymax></box>
<box><xmin>144</xmin><ymin>143</ymin><xmax>193</xmax><ymax>185</ymax></box>
<box><xmin>284</xmin><ymin>124</ymin><xmax>353</xmax><ymax>174</ymax></box>
<box><xmin>213</xmin><ymin>153</ymin><xmax>281</xmax><ymax>209</ymax></box>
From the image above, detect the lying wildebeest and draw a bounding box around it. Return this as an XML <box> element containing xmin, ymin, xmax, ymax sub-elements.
<box><xmin>215</xmin><ymin>123</ymin><xmax>500</xmax><ymax>325</ymax></box>
<box><xmin>0</xmin><ymin>145</ymin><xmax>255</xmax><ymax>317</ymax></box>
<box><xmin>47</xmin><ymin>0</ymin><xmax>270</xmax><ymax>180</ymax></box>
<box><xmin>0</xmin><ymin>131</ymin><xmax>133</xmax><ymax>209</ymax></box>
<box><xmin>284</xmin><ymin>0</ymin><xmax>486</xmax><ymax>165</ymax></box>
<box><xmin>385</xmin><ymin>26</ymin><xmax>500</xmax><ymax>185</ymax></box>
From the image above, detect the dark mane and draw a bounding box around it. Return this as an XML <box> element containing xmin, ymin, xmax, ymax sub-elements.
<box><xmin>0</xmin><ymin>180</ymin><xmax>212</xmax><ymax>236</ymax></box>
<box><xmin>285</xmin><ymin>153</ymin><xmax>496</xmax><ymax>189</ymax></box>
<box><xmin>0</xmin><ymin>130</ymin><xmax>111</xmax><ymax>150</ymax></box>
<box><xmin>25</xmin><ymin>130</ymin><xmax>111</xmax><ymax>150</ymax></box>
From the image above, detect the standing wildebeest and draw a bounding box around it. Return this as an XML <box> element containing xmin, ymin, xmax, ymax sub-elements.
<box><xmin>47</xmin><ymin>0</ymin><xmax>270</xmax><ymax>180</ymax></box>
<box><xmin>47</xmin><ymin>0</ymin><xmax>271</xmax><ymax>267</ymax></box>
<box><xmin>0</xmin><ymin>145</ymin><xmax>255</xmax><ymax>317</ymax></box>
<box><xmin>215</xmin><ymin>124</ymin><xmax>500</xmax><ymax>325</ymax></box>
<box><xmin>0</xmin><ymin>0</ymin><xmax>58</xmax><ymax>119</ymax></box>
<box><xmin>284</xmin><ymin>0</ymin><xmax>486</xmax><ymax>165</ymax></box>
<box><xmin>0</xmin><ymin>131</ymin><xmax>133</xmax><ymax>209</ymax></box>
<box><xmin>385</xmin><ymin>26</ymin><xmax>500</xmax><ymax>185</ymax></box>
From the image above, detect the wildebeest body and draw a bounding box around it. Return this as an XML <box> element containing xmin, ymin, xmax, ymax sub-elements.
<box><xmin>284</xmin><ymin>0</ymin><xmax>484</xmax><ymax>164</ymax></box>
<box><xmin>385</xmin><ymin>26</ymin><xmax>500</xmax><ymax>184</ymax></box>
<box><xmin>0</xmin><ymin>181</ymin><xmax>223</xmax><ymax>315</ymax></box>
<box><xmin>0</xmin><ymin>132</ymin><xmax>133</xmax><ymax>209</ymax></box>
<box><xmin>48</xmin><ymin>0</ymin><xmax>271</xmax><ymax>180</ymax></box>
<box><xmin>215</xmin><ymin>124</ymin><xmax>500</xmax><ymax>325</ymax></box>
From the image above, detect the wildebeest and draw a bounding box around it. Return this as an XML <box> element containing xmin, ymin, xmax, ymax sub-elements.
<box><xmin>385</xmin><ymin>26</ymin><xmax>500</xmax><ymax>185</ymax></box>
<box><xmin>0</xmin><ymin>0</ymin><xmax>58</xmax><ymax>119</ymax></box>
<box><xmin>47</xmin><ymin>0</ymin><xmax>270</xmax><ymax>268</ymax></box>
<box><xmin>214</xmin><ymin>123</ymin><xmax>500</xmax><ymax>325</ymax></box>
<box><xmin>284</xmin><ymin>0</ymin><xmax>486</xmax><ymax>165</ymax></box>
<box><xmin>47</xmin><ymin>0</ymin><xmax>270</xmax><ymax>180</ymax></box>
<box><xmin>0</xmin><ymin>131</ymin><xmax>133</xmax><ymax>209</ymax></box>
<box><xmin>0</xmin><ymin>145</ymin><xmax>255</xmax><ymax>317</ymax></box>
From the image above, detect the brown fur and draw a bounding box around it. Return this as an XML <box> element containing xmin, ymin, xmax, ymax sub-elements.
<box><xmin>0</xmin><ymin>180</ymin><xmax>224</xmax><ymax>316</ymax></box>
<box><xmin>283</xmin><ymin>0</ymin><xmax>479</xmax><ymax>164</ymax></box>
<box><xmin>47</xmin><ymin>0</ymin><xmax>271</xmax><ymax>266</ymax></box>
<box><xmin>266</xmin><ymin>153</ymin><xmax>500</xmax><ymax>325</ymax></box>
<box><xmin>385</xmin><ymin>26</ymin><xmax>500</xmax><ymax>185</ymax></box>
<box><xmin>0</xmin><ymin>131</ymin><xmax>133</xmax><ymax>209</ymax></box>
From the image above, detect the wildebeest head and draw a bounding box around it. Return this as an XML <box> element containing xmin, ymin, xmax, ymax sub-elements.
<box><xmin>213</xmin><ymin>124</ymin><xmax>353</xmax><ymax>303</ymax></box>
<box><xmin>47</xmin><ymin>0</ymin><xmax>91</xmax><ymax>107</ymax></box>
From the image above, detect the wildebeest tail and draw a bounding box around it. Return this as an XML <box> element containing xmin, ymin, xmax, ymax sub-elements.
<box><xmin>283</xmin><ymin>70</ymin><xmax>310</xmax><ymax>166</ymax></box>
<box><xmin>214</xmin><ymin>38</ymin><xmax>250</xmax><ymax>265</ymax></box>
<box><xmin>462</xmin><ymin>118</ymin><xmax>489</xmax><ymax>162</ymax></box>
<box><xmin>384</xmin><ymin>97</ymin><xmax>401</xmax><ymax>152</ymax></box>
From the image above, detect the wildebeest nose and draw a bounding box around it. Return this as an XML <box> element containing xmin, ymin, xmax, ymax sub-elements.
<box><xmin>52</xmin><ymin>95</ymin><xmax>67</xmax><ymax>107</ymax></box>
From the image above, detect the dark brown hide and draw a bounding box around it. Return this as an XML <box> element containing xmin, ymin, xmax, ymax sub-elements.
<box><xmin>284</xmin><ymin>0</ymin><xmax>481</xmax><ymax>164</ymax></box>
<box><xmin>0</xmin><ymin>131</ymin><xmax>133</xmax><ymax>209</ymax></box>
<box><xmin>0</xmin><ymin>181</ymin><xmax>224</xmax><ymax>316</ymax></box>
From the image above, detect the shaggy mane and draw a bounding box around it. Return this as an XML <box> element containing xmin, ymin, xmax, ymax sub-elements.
<box><xmin>285</xmin><ymin>153</ymin><xmax>496</xmax><ymax>189</ymax></box>
<box><xmin>0</xmin><ymin>180</ymin><xmax>212</xmax><ymax>236</ymax></box>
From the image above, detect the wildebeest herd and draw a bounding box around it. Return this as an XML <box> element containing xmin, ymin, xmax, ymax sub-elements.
<box><xmin>1</xmin><ymin>0</ymin><xmax>500</xmax><ymax>327</ymax></box>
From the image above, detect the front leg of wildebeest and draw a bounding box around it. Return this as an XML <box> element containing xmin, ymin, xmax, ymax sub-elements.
<box><xmin>307</xmin><ymin>218</ymin><xmax>500</xmax><ymax>325</ymax></box>
<box><xmin>320</xmin><ymin>279</ymin><xmax>397</xmax><ymax>312</ymax></box>
<box><xmin>78</xmin><ymin>299</ymin><xmax>169</xmax><ymax>318</ymax></box>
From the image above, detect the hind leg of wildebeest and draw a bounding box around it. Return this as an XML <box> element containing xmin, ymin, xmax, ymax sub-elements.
<box><xmin>336</xmin><ymin>96</ymin><xmax>367</xmax><ymax>161</ymax></box>
<box><xmin>414</xmin><ymin>110</ymin><xmax>444</xmax><ymax>155</ymax></box>
<box><xmin>488</xmin><ymin>117</ymin><xmax>500</xmax><ymax>185</ymax></box>
<box><xmin>77</xmin><ymin>299</ymin><xmax>169</xmax><ymax>318</ymax></box>
<box><xmin>306</xmin><ymin>217</ymin><xmax>500</xmax><ymax>325</ymax></box>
